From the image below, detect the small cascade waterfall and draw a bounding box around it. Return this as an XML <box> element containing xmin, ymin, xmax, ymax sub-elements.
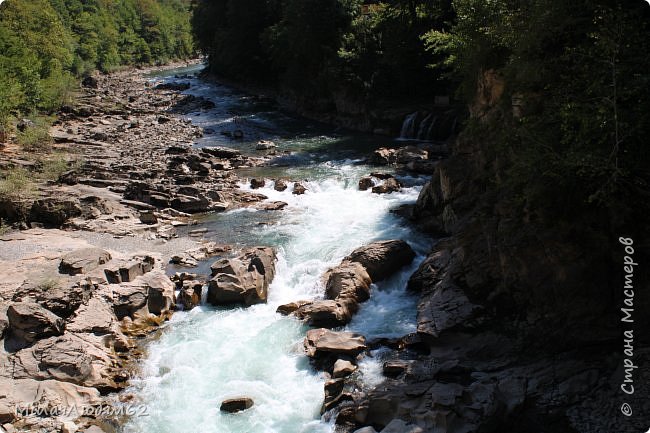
<box><xmin>399</xmin><ymin>112</ymin><xmax>419</xmax><ymax>139</ymax></box>
<box><xmin>416</xmin><ymin>113</ymin><xmax>434</xmax><ymax>140</ymax></box>
<box><xmin>398</xmin><ymin>111</ymin><xmax>457</xmax><ymax>141</ymax></box>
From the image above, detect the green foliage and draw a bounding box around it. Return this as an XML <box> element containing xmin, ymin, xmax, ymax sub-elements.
<box><xmin>192</xmin><ymin>0</ymin><xmax>453</xmax><ymax>102</ymax></box>
<box><xmin>0</xmin><ymin>0</ymin><xmax>194</xmax><ymax>125</ymax></box>
<box><xmin>37</xmin><ymin>153</ymin><xmax>76</xmax><ymax>182</ymax></box>
<box><xmin>16</xmin><ymin>116</ymin><xmax>55</xmax><ymax>152</ymax></box>
<box><xmin>0</xmin><ymin>219</ymin><xmax>9</xmax><ymax>236</ymax></box>
<box><xmin>429</xmin><ymin>0</ymin><xmax>650</xmax><ymax>226</ymax></box>
<box><xmin>0</xmin><ymin>167</ymin><xmax>37</xmax><ymax>201</ymax></box>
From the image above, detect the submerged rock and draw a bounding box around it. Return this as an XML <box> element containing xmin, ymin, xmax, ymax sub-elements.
<box><xmin>274</xmin><ymin>179</ymin><xmax>288</xmax><ymax>191</ymax></box>
<box><xmin>292</xmin><ymin>182</ymin><xmax>307</xmax><ymax>195</ymax></box>
<box><xmin>358</xmin><ymin>176</ymin><xmax>374</xmax><ymax>191</ymax></box>
<box><xmin>220</xmin><ymin>397</ymin><xmax>254</xmax><ymax>413</ymax></box>
<box><xmin>371</xmin><ymin>178</ymin><xmax>401</xmax><ymax>194</ymax></box>
<box><xmin>250</xmin><ymin>178</ymin><xmax>266</xmax><ymax>189</ymax></box>
<box><xmin>276</xmin><ymin>301</ymin><xmax>311</xmax><ymax>315</ymax></box>
<box><xmin>256</xmin><ymin>140</ymin><xmax>277</xmax><ymax>150</ymax></box>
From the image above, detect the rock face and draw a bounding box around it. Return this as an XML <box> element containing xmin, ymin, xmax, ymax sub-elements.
<box><xmin>324</xmin><ymin>79</ymin><xmax>645</xmax><ymax>433</ymax></box>
<box><xmin>12</xmin><ymin>280</ymin><xmax>93</xmax><ymax>318</ymax></box>
<box><xmin>207</xmin><ymin>247</ymin><xmax>276</xmax><ymax>306</ymax></box>
<box><xmin>59</xmin><ymin>248</ymin><xmax>112</xmax><ymax>275</ymax></box>
<box><xmin>7</xmin><ymin>303</ymin><xmax>65</xmax><ymax>344</ymax></box>
<box><xmin>220</xmin><ymin>397</ymin><xmax>254</xmax><ymax>413</ymax></box>
<box><xmin>30</xmin><ymin>198</ymin><xmax>83</xmax><ymax>226</ymax></box>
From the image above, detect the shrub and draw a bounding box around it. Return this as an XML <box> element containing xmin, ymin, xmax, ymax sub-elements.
<box><xmin>0</xmin><ymin>167</ymin><xmax>37</xmax><ymax>200</ymax></box>
<box><xmin>16</xmin><ymin>116</ymin><xmax>54</xmax><ymax>152</ymax></box>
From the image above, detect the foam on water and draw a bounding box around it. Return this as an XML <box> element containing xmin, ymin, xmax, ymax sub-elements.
<box><xmin>122</xmin><ymin>162</ymin><xmax>430</xmax><ymax>433</ymax></box>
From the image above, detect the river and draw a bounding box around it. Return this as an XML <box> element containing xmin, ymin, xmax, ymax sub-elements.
<box><xmin>122</xmin><ymin>65</ymin><xmax>431</xmax><ymax>433</ymax></box>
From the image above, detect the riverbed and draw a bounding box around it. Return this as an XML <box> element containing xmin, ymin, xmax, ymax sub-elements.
<box><xmin>122</xmin><ymin>66</ymin><xmax>431</xmax><ymax>433</ymax></box>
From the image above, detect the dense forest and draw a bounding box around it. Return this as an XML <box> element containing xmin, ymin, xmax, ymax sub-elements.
<box><xmin>0</xmin><ymin>0</ymin><xmax>194</xmax><ymax>137</ymax></box>
<box><xmin>193</xmin><ymin>0</ymin><xmax>650</xmax><ymax>233</ymax></box>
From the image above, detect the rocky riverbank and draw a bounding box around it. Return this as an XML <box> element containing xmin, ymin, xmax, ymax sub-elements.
<box><xmin>0</xmin><ymin>62</ymin><xmax>296</xmax><ymax>433</ymax></box>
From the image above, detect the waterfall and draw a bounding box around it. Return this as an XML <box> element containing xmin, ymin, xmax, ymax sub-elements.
<box><xmin>425</xmin><ymin>116</ymin><xmax>439</xmax><ymax>141</ymax></box>
<box><xmin>399</xmin><ymin>112</ymin><xmax>419</xmax><ymax>139</ymax></box>
<box><xmin>416</xmin><ymin>113</ymin><xmax>434</xmax><ymax>140</ymax></box>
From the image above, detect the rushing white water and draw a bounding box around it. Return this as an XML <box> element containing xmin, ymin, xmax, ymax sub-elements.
<box><xmin>124</xmin><ymin>70</ymin><xmax>430</xmax><ymax>433</ymax></box>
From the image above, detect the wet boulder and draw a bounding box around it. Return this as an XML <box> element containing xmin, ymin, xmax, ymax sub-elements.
<box><xmin>274</xmin><ymin>179</ymin><xmax>288</xmax><ymax>191</ymax></box>
<box><xmin>369</xmin><ymin>148</ymin><xmax>397</xmax><ymax>165</ymax></box>
<box><xmin>304</xmin><ymin>328</ymin><xmax>367</xmax><ymax>358</ymax></box>
<box><xmin>220</xmin><ymin>397</ymin><xmax>254</xmax><ymax>413</ymax></box>
<box><xmin>256</xmin><ymin>140</ymin><xmax>276</xmax><ymax>150</ymax></box>
<box><xmin>358</xmin><ymin>176</ymin><xmax>374</xmax><ymax>191</ymax></box>
<box><xmin>324</xmin><ymin>261</ymin><xmax>372</xmax><ymax>301</ymax></box>
<box><xmin>295</xmin><ymin>300</ymin><xmax>356</xmax><ymax>328</ymax></box>
<box><xmin>208</xmin><ymin>247</ymin><xmax>276</xmax><ymax>306</ymax></box>
<box><xmin>344</xmin><ymin>240</ymin><xmax>415</xmax><ymax>282</ymax></box>
<box><xmin>250</xmin><ymin>178</ymin><xmax>266</xmax><ymax>189</ymax></box>
<box><xmin>256</xmin><ymin>201</ymin><xmax>288</xmax><ymax>211</ymax></box>
<box><xmin>371</xmin><ymin>178</ymin><xmax>401</xmax><ymax>195</ymax></box>
<box><xmin>178</xmin><ymin>281</ymin><xmax>203</xmax><ymax>310</ymax></box>
<box><xmin>295</xmin><ymin>261</ymin><xmax>371</xmax><ymax>327</ymax></box>
<box><xmin>292</xmin><ymin>183</ymin><xmax>307</xmax><ymax>195</ymax></box>
<box><xmin>395</xmin><ymin>146</ymin><xmax>428</xmax><ymax>164</ymax></box>
<box><xmin>276</xmin><ymin>301</ymin><xmax>311</xmax><ymax>315</ymax></box>
<box><xmin>333</xmin><ymin>359</ymin><xmax>357</xmax><ymax>378</ymax></box>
